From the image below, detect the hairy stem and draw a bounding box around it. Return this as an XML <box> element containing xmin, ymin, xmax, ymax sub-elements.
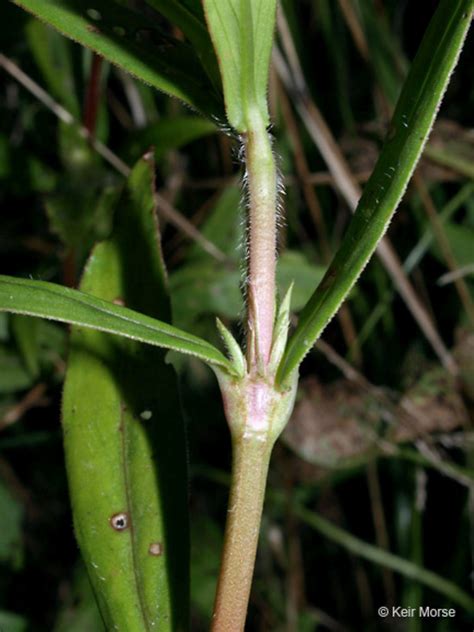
<box><xmin>211</xmin><ymin>434</ymin><xmax>272</xmax><ymax>632</ymax></box>
<box><xmin>245</xmin><ymin>117</ymin><xmax>278</xmax><ymax>369</ymax></box>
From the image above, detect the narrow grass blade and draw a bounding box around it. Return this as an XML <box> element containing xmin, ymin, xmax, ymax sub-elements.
<box><xmin>62</xmin><ymin>155</ymin><xmax>189</xmax><ymax>630</ymax></box>
<box><xmin>296</xmin><ymin>506</ymin><xmax>474</xmax><ymax>612</ymax></box>
<box><xmin>12</xmin><ymin>0</ymin><xmax>223</xmax><ymax>118</ymax></box>
<box><xmin>277</xmin><ymin>0</ymin><xmax>473</xmax><ymax>386</ymax></box>
<box><xmin>0</xmin><ymin>276</ymin><xmax>234</xmax><ymax>374</ymax></box>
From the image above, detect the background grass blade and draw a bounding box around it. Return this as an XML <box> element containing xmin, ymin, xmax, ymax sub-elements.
<box><xmin>296</xmin><ymin>505</ymin><xmax>474</xmax><ymax>612</ymax></box>
<box><xmin>62</xmin><ymin>154</ymin><xmax>189</xmax><ymax>630</ymax></box>
<box><xmin>277</xmin><ymin>0</ymin><xmax>473</xmax><ymax>386</ymax></box>
<box><xmin>0</xmin><ymin>275</ymin><xmax>234</xmax><ymax>373</ymax></box>
<box><xmin>12</xmin><ymin>0</ymin><xmax>223</xmax><ymax>119</ymax></box>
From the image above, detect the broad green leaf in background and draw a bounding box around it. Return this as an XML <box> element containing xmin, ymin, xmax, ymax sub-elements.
<box><xmin>12</xmin><ymin>0</ymin><xmax>223</xmax><ymax>119</ymax></box>
<box><xmin>277</xmin><ymin>0</ymin><xmax>474</xmax><ymax>386</ymax></box>
<box><xmin>185</xmin><ymin>186</ymin><xmax>243</xmax><ymax>263</ymax></box>
<box><xmin>190</xmin><ymin>517</ymin><xmax>221</xmax><ymax>623</ymax></box>
<box><xmin>144</xmin><ymin>0</ymin><xmax>220</xmax><ymax>89</ymax></box>
<box><xmin>25</xmin><ymin>19</ymin><xmax>80</xmax><ymax>116</ymax></box>
<box><xmin>277</xmin><ymin>252</ymin><xmax>325</xmax><ymax>312</ymax></box>
<box><xmin>62</xmin><ymin>155</ymin><xmax>189</xmax><ymax>630</ymax></box>
<box><xmin>0</xmin><ymin>275</ymin><xmax>234</xmax><ymax>373</ymax></box>
<box><xmin>202</xmin><ymin>0</ymin><xmax>277</xmax><ymax>131</ymax></box>
<box><xmin>53</xmin><ymin>564</ymin><xmax>104</xmax><ymax>632</ymax></box>
<box><xmin>124</xmin><ymin>116</ymin><xmax>216</xmax><ymax>164</ymax></box>
<box><xmin>11</xmin><ymin>314</ymin><xmax>40</xmax><ymax>378</ymax></box>
<box><xmin>436</xmin><ymin>223</ymin><xmax>474</xmax><ymax>269</ymax></box>
<box><xmin>170</xmin><ymin>184</ymin><xmax>325</xmax><ymax>331</ymax></box>
<box><xmin>0</xmin><ymin>479</ymin><xmax>24</xmax><ymax>569</ymax></box>
<box><xmin>0</xmin><ymin>611</ymin><xmax>28</xmax><ymax>632</ymax></box>
<box><xmin>0</xmin><ymin>349</ymin><xmax>33</xmax><ymax>394</ymax></box>
<box><xmin>46</xmin><ymin>123</ymin><xmax>119</xmax><ymax>265</ymax></box>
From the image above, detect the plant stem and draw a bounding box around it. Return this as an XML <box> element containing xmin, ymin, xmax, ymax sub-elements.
<box><xmin>211</xmin><ymin>374</ymin><xmax>298</xmax><ymax>632</ymax></box>
<box><xmin>211</xmin><ymin>434</ymin><xmax>273</xmax><ymax>632</ymax></box>
<box><xmin>212</xmin><ymin>110</ymin><xmax>283</xmax><ymax>631</ymax></box>
<box><xmin>245</xmin><ymin>117</ymin><xmax>278</xmax><ymax>369</ymax></box>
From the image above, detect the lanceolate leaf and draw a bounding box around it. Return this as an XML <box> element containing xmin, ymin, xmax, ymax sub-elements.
<box><xmin>277</xmin><ymin>0</ymin><xmax>473</xmax><ymax>387</ymax></box>
<box><xmin>62</xmin><ymin>154</ymin><xmax>189</xmax><ymax>630</ymax></box>
<box><xmin>202</xmin><ymin>0</ymin><xmax>277</xmax><ymax>131</ymax></box>
<box><xmin>144</xmin><ymin>0</ymin><xmax>220</xmax><ymax>89</ymax></box>
<box><xmin>12</xmin><ymin>0</ymin><xmax>223</xmax><ymax>118</ymax></box>
<box><xmin>0</xmin><ymin>276</ymin><xmax>234</xmax><ymax>373</ymax></box>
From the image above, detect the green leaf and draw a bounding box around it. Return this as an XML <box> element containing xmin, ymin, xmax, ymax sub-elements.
<box><xmin>216</xmin><ymin>318</ymin><xmax>246</xmax><ymax>378</ymax></box>
<box><xmin>0</xmin><ymin>274</ymin><xmax>234</xmax><ymax>372</ymax></box>
<box><xmin>170</xmin><ymin>263</ymin><xmax>242</xmax><ymax>328</ymax></box>
<box><xmin>25</xmin><ymin>19</ymin><xmax>80</xmax><ymax>116</ymax></box>
<box><xmin>53</xmin><ymin>564</ymin><xmax>104</xmax><ymax>632</ymax></box>
<box><xmin>276</xmin><ymin>251</ymin><xmax>325</xmax><ymax>312</ymax></box>
<box><xmin>0</xmin><ymin>348</ymin><xmax>33</xmax><ymax>393</ymax></box>
<box><xmin>13</xmin><ymin>0</ymin><xmax>223</xmax><ymax>118</ymax></box>
<box><xmin>437</xmin><ymin>222</ymin><xmax>474</xmax><ymax>268</ymax></box>
<box><xmin>186</xmin><ymin>185</ymin><xmax>243</xmax><ymax>262</ymax></box>
<box><xmin>202</xmin><ymin>0</ymin><xmax>277</xmax><ymax>131</ymax></box>
<box><xmin>0</xmin><ymin>478</ymin><xmax>24</xmax><ymax>569</ymax></box>
<box><xmin>46</xmin><ymin>122</ymin><xmax>119</xmax><ymax>260</ymax></box>
<box><xmin>124</xmin><ymin>116</ymin><xmax>216</xmax><ymax>163</ymax></box>
<box><xmin>0</xmin><ymin>611</ymin><xmax>28</xmax><ymax>632</ymax></box>
<box><xmin>277</xmin><ymin>0</ymin><xmax>473</xmax><ymax>386</ymax></box>
<box><xmin>11</xmin><ymin>314</ymin><xmax>40</xmax><ymax>378</ymax></box>
<box><xmin>144</xmin><ymin>0</ymin><xmax>220</xmax><ymax>88</ymax></box>
<box><xmin>62</xmin><ymin>155</ymin><xmax>189</xmax><ymax>630</ymax></box>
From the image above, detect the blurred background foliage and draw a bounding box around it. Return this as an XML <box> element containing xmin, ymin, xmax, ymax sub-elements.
<box><xmin>0</xmin><ymin>0</ymin><xmax>474</xmax><ymax>630</ymax></box>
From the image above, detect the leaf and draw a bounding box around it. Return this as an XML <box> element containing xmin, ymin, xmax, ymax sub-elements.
<box><xmin>0</xmin><ymin>611</ymin><xmax>28</xmax><ymax>632</ymax></box>
<box><xmin>46</xmin><ymin>122</ymin><xmax>119</xmax><ymax>260</ymax></box>
<box><xmin>124</xmin><ymin>116</ymin><xmax>216</xmax><ymax>163</ymax></box>
<box><xmin>0</xmin><ymin>275</ymin><xmax>234</xmax><ymax>373</ymax></box>
<box><xmin>438</xmin><ymin>222</ymin><xmax>474</xmax><ymax>268</ymax></box>
<box><xmin>25</xmin><ymin>19</ymin><xmax>80</xmax><ymax>116</ymax></box>
<box><xmin>62</xmin><ymin>155</ymin><xmax>189</xmax><ymax>630</ymax></box>
<box><xmin>53</xmin><ymin>564</ymin><xmax>104</xmax><ymax>632</ymax></box>
<box><xmin>276</xmin><ymin>251</ymin><xmax>325</xmax><ymax>312</ymax></box>
<box><xmin>0</xmin><ymin>479</ymin><xmax>24</xmax><ymax>569</ymax></box>
<box><xmin>143</xmin><ymin>0</ymin><xmax>220</xmax><ymax>88</ymax></box>
<box><xmin>0</xmin><ymin>349</ymin><xmax>33</xmax><ymax>393</ymax></box>
<box><xmin>186</xmin><ymin>185</ymin><xmax>243</xmax><ymax>263</ymax></box>
<box><xmin>190</xmin><ymin>517</ymin><xmax>221</xmax><ymax>620</ymax></box>
<box><xmin>170</xmin><ymin>264</ymin><xmax>242</xmax><ymax>328</ymax></box>
<box><xmin>277</xmin><ymin>0</ymin><xmax>474</xmax><ymax>386</ymax></box>
<box><xmin>202</xmin><ymin>0</ymin><xmax>277</xmax><ymax>131</ymax></box>
<box><xmin>11</xmin><ymin>314</ymin><xmax>40</xmax><ymax>378</ymax></box>
<box><xmin>13</xmin><ymin>0</ymin><xmax>224</xmax><ymax>118</ymax></box>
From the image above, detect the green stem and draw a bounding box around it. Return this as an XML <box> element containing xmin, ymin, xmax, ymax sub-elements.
<box><xmin>211</xmin><ymin>435</ymin><xmax>273</xmax><ymax>632</ymax></box>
